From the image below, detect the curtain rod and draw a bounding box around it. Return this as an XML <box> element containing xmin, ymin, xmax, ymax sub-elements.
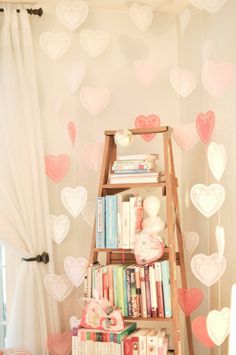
<box><xmin>0</xmin><ymin>7</ymin><xmax>43</xmax><ymax>16</ymax></box>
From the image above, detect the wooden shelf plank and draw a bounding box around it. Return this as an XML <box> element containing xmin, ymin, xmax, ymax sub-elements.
<box><xmin>103</xmin><ymin>182</ymin><xmax>166</xmax><ymax>189</ymax></box>
<box><xmin>94</xmin><ymin>247</ymin><xmax>170</xmax><ymax>253</ymax></box>
<box><xmin>105</xmin><ymin>126</ymin><xmax>170</xmax><ymax>136</ymax></box>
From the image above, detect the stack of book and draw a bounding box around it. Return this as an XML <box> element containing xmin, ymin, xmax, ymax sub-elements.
<box><xmin>84</xmin><ymin>260</ymin><xmax>172</xmax><ymax>319</ymax></box>
<box><xmin>109</xmin><ymin>154</ymin><xmax>161</xmax><ymax>184</ymax></box>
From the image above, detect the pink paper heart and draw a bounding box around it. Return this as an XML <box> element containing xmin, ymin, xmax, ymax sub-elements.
<box><xmin>169</xmin><ymin>67</ymin><xmax>197</xmax><ymax>97</ymax></box>
<box><xmin>133</xmin><ymin>60</ymin><xmax>158</xmax><ymax>87</ymax></box>
<box><xmin>192</xmin><ymin>316</ymin><xmax>215</xmax><ymax>348</ymax></box>
<box><xmin>45</xmin><ymin>155</ymin><xmax>70</xmax><ymax>183</ymax></box>
<box><xmin>173</xmin><ymin>123</ymin><xmax>199</xmax><ymax>151</ymax></box>
<box><xmin>178</xmin><ymin>288</ymin><xmax>203</xmax><ymax>316</ymax></box>
<box><xmin>44</xmin><ymin>273</ymin><xmax>73</xmax><ymax>302</ymax></box>
<box><xmin>64</xmin><ymin>256</ymin><xmax>88</xmax><ymax>287</ymax></box>
<box><xmin>47</xmin><ymin>331</ymin><xmax>72</xmax><ymax>355</ymax></box>
<box><xmin>196</xmin><ymin>111</ymin><xmax>215</xmax><ymax>144</ymax></box>
<box><xmin>100</xmin><ymin>309</ymin><xmax>124</xmax><ymax>331</ymax></box>
<box><xmin>67</xmin><ymin>121</ymin><xmax>77</xmax><ymax>147</ymax></box>
<box><xmin>135</xmin><ymin>114</ymin><xmax>160</xmax><ymax>141</ymax></box>
<box><xmin>82</xmin><ymin>142</ymin><xmax>104</xmax><ymax>171</ymax></box>
<box><xmin>202</xmin><ymin>60</ymin><xmax>235</xmax><ymax>97</ymax></box>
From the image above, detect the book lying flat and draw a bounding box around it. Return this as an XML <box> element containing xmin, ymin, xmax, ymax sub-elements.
<box><xmin>117</xmin><ymin>154</ymin><xmax>159</xmax><ymax>161</ymax></box>
<box><xmin>109</xmin><ymin>172</ymin><xmax>160</xmax><ymax>184</ymax></box>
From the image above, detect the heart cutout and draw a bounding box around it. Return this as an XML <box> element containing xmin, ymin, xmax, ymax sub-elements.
<box><xmin>64</xmin><ymin>256</ymin><xmax>88</xmax><ymax>287</ymax></box>
<box><xmin>82</xmin><ymin>142</ymin><xmax>104</xmax><ymax>171</ymax></box>
<box><xmin>207</xmin><ymin>307</ymin><xmax>230</xmax><ymax>345</ymax></box>
<box><xmin>44</xmin><ymin>273</ymin><xmax>73</xmax><ymax>302</ymax></box>
<box><xmin>56</xmin><ymin>0</ymin><xmax>88</xmax><ymax>31</ymax></box>
<box><xmin>190</xmin><ymin>183</ymin><xmax>225</xmax><ymax>218</ymax></box>
<box><xmin>67</xmin><ymin>121</ymin><xmax>77</xmax><ymax>147</ymax></box>
<box><xmin>178</xmin><ymin>288</ymin><xmax>203</xmax><ymax>316</ymax></box>
<box><xmin>47</xmin><ymin>331</ymin><xmax>72</xmax><ymax>355</ymax></box>
<box><xmin>207</xmin><ymin>142</ymin><xmax>227</xmax><ymax>181</ymax></box>
<box><xmin>80</xmin><ymin>86</ymin><xmax>110</xmax><ymax>115</ymax></box>
<box><xmin>79</xmin><ymin>29</ymin><xmax>109</xmax><ymax>57</ymax></box>
<box><xmin>196</xmin><ymin>110</ymin><xmax>215</xmax><ymax>144</ymax></box>
<box><xmin>40</xmin><ymin>32</ymin><xmax>71</xmax><ymax>60</ymax></box>
<box><xmin>61</xmin><ymin>186</ymin><xmax>87</xmax><ymax>218</ymax></box>
<box><xmin>169</xmin><ymin>67</ymin><xmax>197</xmax><ymax>97</ymax></box>
<box><xmin>173</xmin><ymin>123</ymin><xmax>199</xmax><ymax>151</ymax></box>
<box><xmin>51</xmin><ymin>215</ymin><xmax>70</xmax><ymax>244</ymax></box>
<box><xmin>133</xmin><ymin>59</ymin><xmax>158</xmax><ymax>87</ymax></box>
<box><xmin>65</xmin><ymin>61</ymin><xmax>85</xmax><ymax>93</ymax></box>
<box><xmin>69</xmin><ymin>316</ymin><xmax>81</xmax><ymax>330</ymax></box>
<box><xmin>45</xmin><ymin>155</ymin><xmax>70</xmax><ymax>183</ymax></box>
<box><xmin>188</xmin><ymin>0</ymin><xmax>226</xmax><ymax>14</ymax></box>
<box><xmin>191</xmin><ymin>253</ymin><xmax>227</xmax><ymax>287</ymax></box>
<box><xmin>134</xmin><ymin>231</ymin><xmax>164</xmax><ymax>265</ymax></box>
<box><xmin>129</xmin><ymin>3</ymin><xmax>153</xmax><ymax>32</ymax></box>
<box><xmin>192</xmin><ymin>316</ymin><xmax>215</xmax><ymax>348</ymax></box>
<box><xmin>184</xmin><ymin>231</ymin><xmax>199</xmax><ymax>256</ymax></box>
<box><xmin>135</xmin><ymin>114</ymin><xmax>160</xmax><ymax>141</ymax></box>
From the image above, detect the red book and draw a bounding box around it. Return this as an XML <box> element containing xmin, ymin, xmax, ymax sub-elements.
<box><xmin>144</xmin><ymin>265</ymin><xmax>152</xmax><ymax>317</ymax></box>
<box><xmin>154</xmin><ymin>262</ymin><xmax>165</xmax><ymax>318</ymax></box>
<box><xmin>124</xmin><ymin>334</ymin><xmax>133</xmax><ymax>355</ymax></box>
<box><xmin>107</xmin><ymin>265</ymin><xmax>114</xmax><ymax>305</ymax></box>
<box><xmin>131</xmin><ymin>332</ymin><xmax>139</xmax><ymax>355</ymax></box>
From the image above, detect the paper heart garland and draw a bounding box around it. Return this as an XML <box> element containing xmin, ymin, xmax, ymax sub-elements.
<box><xmin>51</xmin><ymin>215</ymin><xmax>70</xmax><ymax>244</ymax></box>
<box><xmin>133</xmin><ymin>60</ymin><xmax>158</xmax><ymax>87</ymax></box>
<box><xmin>190</xmin><ymin>183</ymin><xmax>225</xmax><ymax>218</ymax></box>
<box><xmin>188</xmin><ymin>0</ymin><xmax>226</xmax><ymax>14</ymax></box>
<box><xmin>196</xmin><ymin>110</ymin><xmax>215</xmax><ymax>144</ymax></box>
<box><xmin>216</xmin><ymin>225</ymin><xmax>225</xmax><ymax>256</ymax></box>
<box><xmin>135</xmin><ymin>114</ymin><xmax>160</xmax><ymax>142</ymax></box>
<box><xmin>169</xmin><ymin>67</ymin><xmax>197</xmax><ymax>98</ymax></box>
<box><xmin>179</xmin><ymin>8</ymin><xmax>191</xmax><ymax>34</ymax></box>
<box><xmin>129</xmin><ymin>3</ymin><xmax>153</xmax><ymax>32</ymax></box>
<box><xmin>192</xmin><ymin>316</ymin><xmax>215</xmax><ymax>348</ymax></box>
<box><xmin>44</xmin><ymin>273</ymin><xmax>73</xmax><ymax>302</ymax></box>
<box><xmin>134</xmin><ymin>231</ymin><xmax>164</xmax><ymax>265</ymax></box>
<box><xmin>65</xmin><ymin>61</ymin><xmax>85</xmax><ymax>93</ymax></box>
<box><xmin>0</xmin><ymin>349</ymin><xmax>31</xmax><ymax>355</ymax></box>
<box><xmin>178</xmin><ymin>288</ymin><xmax>203</xmax><ymax>316</ymax></box>
<box><xmin>184</xmin><ymin>232</ymin><xmax>199</xmax><ymax>256</ymax></box>
<box><xmin>173</xmin><ymin>123</ymin><xmax>199</xmax><ymax>151</ymax></box>
<box><xmin>79</xmin><ymin>29</ymin><xmax>109</xmax><ymax>57</ymax></box>
<box><xmin>61</xmin><ymin>186</ymin><xmax>87</xmax><ymax>218</ymax></box>
<box><xmin>45</xmin><ymin>155</ymin><xmax>70</xmax><ymax>183</ymax></box>
<box><xmin>207</xmin><ymin>142</ymin><xmax>227</xmax><ymax>181</ymax></box>
<box><xmin>67</xmin><ymin>121</ymin><xmax>77</xmax><ymax>147</ymax></box>
<box><xmin>47</xmin><ymin>331</ymin><xmax>72</xmax><ymax>355</ymax></box>
<box><xmin>202</xmin><ymin>60</ymin><xmax>235</xmax><ymax>97</ymax></box>
<box><xmin>206</xmin><ymin>307</ymin><xmax>230</xmax><ymax>346</ymax></box>
<box><xmin>80</xmin><ymin>86</ymin><xmax>110</xmax><ymax>115</ymax></box>
<box><xmin>64</xmin><ymin>256</ymin><xmax>88</xmax><ymax>287</ymax></box>
<box><xmin>40</xmin><ymin>32</ymin><xmax>71</xmax><ymax>60</ymax></box>
<box><xmin>56</xmin><ymin>0</ymin><xmax>88</xmax><ymax>31</ymax></box>
<box><xmin>191</xmin><ymin>253</ymin><xmax>227</xmax><ymax>287</ymax></box>
<box><xmin>118</xmin><ymin>34</ymin><xmax>148</xmax><ymax>62</ymax></box>
<box><xmin>69</xmin><ymin>316</ymin><xmax>81</xmax><ymax>330</ymax></box>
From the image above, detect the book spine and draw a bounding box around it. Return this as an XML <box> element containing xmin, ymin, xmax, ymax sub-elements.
<box><xmin>161</xmin><ymin>260</ymin><xmax>172</xmax><ymax>318</ymax></box>
<box><xmin>135</xmin><ymin>266</ymin><xmax>141</xmax><ymax>317</ymax></box>
<box><xmin>129</xmin><ymin>196</ymin><xmax>137</xmax><ymax>249</ymax></box>
<box><xmin>117</xmin><ymin>322</ymin><xmax>137</xmax><ymax>343</ymax></box>
<box><xmin>144</xmin><ymin>265</ymin><xmax>152</xmax><ymax>318</ymax></box>
<box><xmin>122</xmin><ymin>201</ymin><xmax>130</xmax><ymax>249</ymax></box>
<box><xmin>130</xmin><ymin>268</ymin><xmax>138</xmax><ymax>318</ymax></box>
<box><xmin>149</xmin><ymin>265</ymin><xmax>158</xmax><ymax>318</ymax></box>
<box><xmin>96</xmin><ymin>197</ymin><xmax>105</xmax><ymax>248</ymax></box>
<box><xmin>105</xmin><ymin>195</ymin><xmax>118</xmax><ymax>248</ymax></box>
<box><xmin>108</xmin><ymin>265</ymin><xmax>114</xmax><ymax>305</ymax></box>
<box><xmin>123</xmin><ymin>336</ymin><xmax>132</xmax><ymax>355</ymax></box>
<box><xmin>147</xmin><ymin>334</ymin><xmax>158</xmax><ymax>355</ymax></box>
<box><xmin>126</xmin><ymin>267</ymin><xmax>132</xmax><ymax>316</ymax></box>
<box><xmin>139</xmin><ymin>334</ymin><xmax>148</xmax><ymax>355</ymax></box>
<box><xmin>123</xmin><ymin>265</ymin><xmax>128</xmax><ymax>316</ymax></box>
<box><xmin>113</xmin><ymin>168</ymin><xmax>151</xmax><ymax>174</ymax></box>
<box><xmin>117</xmin><ymin>195</ymin><xmax>123</xmax><ymax>248</ymax></box>
<box><xmin>154</xmin><ymin>262</ymin><xmax>164</xmax><ymax>318</ymax></box>
<box><xmin>102</xmin><ymin>266</ymin><xmax>109</xmax><ymax>300</ymax></box>
<box><xmin>113</xmin><ymin>266</ymin><xmax>118</xmax><ymax>308</ymax></box>
<box><xmin>135</xmin><ymin>197</ymin><xmax>143</xmax><ymax>232</ymax></box>
<box><xmin>131</xmin><ymin>335</ymin><xmax>139</xmax><ymax>355</ymax></box>
<box><xmin>117</xmin><ymin>266</ymin><xmax>125</xmax><ymax>315</ymax></box>
<box><xmin>140</xmin><ymin>266</ymin><xmax>147</xmax><ymax>318</ymax></box>
<box><xmin>112</xmin><ymin>162</ymin><xmax>154</xmax><ymax>170</ymax></box>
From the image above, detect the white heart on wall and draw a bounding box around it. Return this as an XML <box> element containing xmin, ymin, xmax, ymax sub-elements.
<box><xmin>216</xmin><ymin>225</ymin><xmax>225</xmax><ymax>256</ymax></box>
<box><xmin>44</xmin><ymin>273</ymin><xmax>73</xmax><ymax>302</ymax></box>
<box><xmin>187</xmin><ymin>0</ymin><xmax>226</xmax><ymax>13</ymax></box>
<box><xmin>50</xmin><ymin>214</ymin><xmax>70</xmax><ymax>244</ymax></box>
<box><xmin>190</xmin><ymin>184</ymin><xmax>225</xmax><ymax>218</ymax></box>
<box><xmin>80</xmin><ymin>86</ymin><xmax>110</xmax><ymax>115</ymax></box>
<box><xmin>133</xmin><ymin>59</ymin><xmax>158</xmax><ymax>87</ymax></box>
<box><xmin>191</xmin><ymin>253</ymin><xmax>227</xmax><ymax>287</ymax></box>
<box><xmin>129</xmin><ymin>3</ymin><xmax>153</xmax><ymax>32</ymax></box>
<box><xmin>169</xmin><ymin>67</ymin><xmax>197</xmax><ymax>97</ymax></box>
<box><xmin>179</xmin><ymin>8</ymin><xmax>191</xmax><ymax>34</ymax></box>
<box><xmin>56</xmin><ymin>0</ymin><xmax>88</xmax><ymax>30</ymax></box>
<box><xmin>40</xmin><ymin>32</ymin><xmax>71</xmax><ymax>60</ymax></box>
<box><xmin>61</xmin><ymin>186</ymin><xmax>87</xmax><ymax>218</ymax></box>
<box><xmin>79</xmin><ymin>29</ymin><xmax>109</xmax><ymax>57</ymax></box>
<box><xmin>65</xmin><ymin>61</ymin><xmax>85</xmax><ymax>93</ymax></box>
<box><xmin>70</xmin><ymin>316</ymin><xmax>81</xmax><ymax>330</ymax></box>
<box><xmin>184</xmin><ymin>232</ymin><xmax>199</xmax><ymax>256</ymax></box>
<box><xmin>206</xmin><ymin>307</ymin><xmax>230</xmax><ymax>345</ymax></box>
<box><xmin>64</xmin><ymin>256</ymin><xmax>88</xmax><ymax>287</ymax></box>
<box><xmin>207</xmin><ymin>142</ymin><xmax>227</xmax><ymax>181</ymax></box>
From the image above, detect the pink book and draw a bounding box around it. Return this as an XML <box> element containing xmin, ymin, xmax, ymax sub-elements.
<box><xmin>107</xmin><ymin>265</ymin><xmax>114</xmax><ymax>305</ymax></box>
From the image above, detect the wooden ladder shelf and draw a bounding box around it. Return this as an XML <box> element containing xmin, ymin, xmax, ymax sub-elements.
<box><xmin>89</xmin><ymin>126</ymin><xmax>194</xmax><ymax>355</ymax></box>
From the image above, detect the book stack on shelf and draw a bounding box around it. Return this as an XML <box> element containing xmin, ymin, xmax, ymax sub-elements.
<box><xmin>84</xmin><ymin>260</ymin><xmax>172</xmax><ymax>319</ymax></box>
<box><xmin>109</xmin><ymin>154</ymin><xmax>163</xmax><ymax>184</ymax></box>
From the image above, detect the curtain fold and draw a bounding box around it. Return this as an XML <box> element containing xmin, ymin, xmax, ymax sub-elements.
<box><xmin>0</xmin><ymin>5</ymin><xmax>60</xmax><ymax>354</ymax></box>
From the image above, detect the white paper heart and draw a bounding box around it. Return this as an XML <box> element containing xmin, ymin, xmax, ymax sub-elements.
<box><xmin>169</xmin><ymin>67</ymin><xmax>197</xmax><ymax>97</ymax></box>
<box><xmin>187</xmin><ymin>0</ymin><xmax>226</xmax><ymax>13</ymax></box>
<box><xmin>79</xmin><ymin>29</ymin><xmax>109</xmax><ymax>57</ymax></box>
<box><xmin>216</xmin><ymin>225</ymin><xmax>225</xmax><ymax>256</ymax></box>
<box><xmin>44</xmin><ymin>273</ymin><xmax>73</xmax><ymax>302</ymax></box>
<box><xmin>202</xmin><ymin>40</ymin><xmax>212</xmax><ymax>63</ymax></box>
<box><xmin>82</xmin><ymin>201</ymin><xmax>96</xmax><ymax>228</ymax></box>
<box><xmin>184</xmin><ymin>232</ymin><xmax>199</xmax><ymax>256</ymax></box>
<box><xmin>56</xmin><ymin>0</ymin><xmax>88</xmax><ymax>30</ymax></box>
<box><xmin>190</xmin><ymin>184</ymin><xmax>225</xmax><ymax>218</ymax></box>
<box><xmin>207</xmin><ymin>307</ymin><xmax>230</xmax><ymax>345</ymax></box>
<box><xmin>80</xmin><ymin>86</ymin><xmax>110</xmax><ymax>115</ymax></box>
<box><xmin>129</xmin><ymin>3</ymin><xmax>153</xmax><ymax>32</ymax></box>
<box><xmin>133</xmin><ymin>59</ymin><xmax>158</xmax><ymax>87</ymax></box>
<box><xmin>40</xmin><ymin>32</ymin><xmax>71</xmax><ymax>60</ymax></box>
<box><xmin>51</xmin><ymin>214</ymin><xmax>70</xmax><ymax>244</ymax></box>
<box><xmin>61</xmin><ymin>186</ymin><xmax>87</xmax><ymax>218</ymax></box>
<box><xmin>179</xmin><ymin>8</ymin><xmax>191</xmax><ymax>34</ymax></box>
<box><xmin>191</xmin><ymin>253</ymin><xmax>227</xmax><ymax>287</ymax></box>
<box><xmin>65</xmin><ymin>61</ymin><xmax>85</xmax><ymax>93</ymax></box>
<box><xmin>207</xmin><ymin>142</ymin><xmax>227</xmax><ymax>181</ymax></box>
<box><xmin>64</xmin><ymin>256</ymin><xmax>88</xmax><ymax>287</ymax></box>
<box><xmin>70</xmin><ymin>315</ymin><xmax>81</xmax><ymax>330</ymax></box>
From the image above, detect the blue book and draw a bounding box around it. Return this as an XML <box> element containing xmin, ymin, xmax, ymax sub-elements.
<box><xmin>161</xmin><ymin>260</ymin><xmax>172</xmax><ymax>318</ymax></box>
<box><xmin>113</xmin><ymin>168</ymin><xmax>150</xmax><ymax>174</ymax></box>
<box><xmin>105</xmin><ymin>195</ymin><xmax>118</xmax><ymax>248</ymax></box>
<box><xmin>96</xmin><ymin>197</ymin><xmax>105</xmax><ymax>248</ymax></box>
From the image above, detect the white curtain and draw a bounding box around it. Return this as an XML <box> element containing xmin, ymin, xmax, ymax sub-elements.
<box><xmin>0</xmin><ymin>5</ymin><xmax>60</xmax><ymax>354</ymax></box>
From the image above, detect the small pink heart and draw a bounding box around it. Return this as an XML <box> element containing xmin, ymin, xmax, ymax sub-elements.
<box><xmin>173</xmin><ymin>123</ymin><xmax>199</xmax><ymax>151</ymax></box>
<box><xmin>67</xmin><ymin>121</ymin><xmax>77</xmax><ymax>147</ymax></box>
<box><xmin>82</xmin><ymin>142</ymin><xmax>104</xmax><ymax>171</ymax></box>
<box><xmin>192</xmin><ymin>316</ymin><xmax>215</xmax><ymax>348</ymax></box>
<box><xmin>47</xmin><ymin>331</ymin><xmax>72</xmax><ymax>355</ymax></box>
<box><xmin>196</xmin><ymin>111</ymin><xmax>215</xmax><ymax>144</ymax></box>
<box><xmin>178</xmin><ymin>288</ymin><xmax>203</xmax><ymax>316</ymax></box>
<box><xmin>64</xmin><ymin>256</ymin><xmax>88</xmax><ymax>287</ymax></box>
<box><xmin>135</xmin><ymin>114</ymin><xmax>160</xmax><ymax>141</ymax></box>
<box><xmin>45</xmin><ymin>155</ymin><xmax>70</xmax><ymax>183</ymax></box>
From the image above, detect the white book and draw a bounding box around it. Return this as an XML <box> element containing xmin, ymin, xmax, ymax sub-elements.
<box><xmin>129</xmin><ymin>196</ymin><xmax>142</xmax><ymax>249</ymax></box>
<box><xmin>149</xmin><ymin>265</ymin><xmax>158</xmax><ymax>317</ymax></box>
<box><xmin>117</xmin><ymin>194</ymin><xmax>123</xmax><ymax>248</ymax></box>
<box><xmin>122</xmin><ymin>201</ymin><xmax>130</xmax><ymax>248</ymax></box>
<box><xmin>158</xmin><ymin>328</ymin><xmax>167</xmax><ymax>354</ymax></box>
<box><xmin>140</xmin><ymin>266</ymin><xmax>147</xmax><ymax>318</ymax></box>
<box><xmin>135</xmin><ymin>328</ymin><xmax>150</xmax><ymax>355</ymax></box>
<box><xmin>118</xmin><ymin>154</ymin><xmax>159</xmax><ymax>161</ymax></box>
<box><xmin>147</xmin><ymin>329</ymin><xmax>159</xmax><ymax>355</ymax></box>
